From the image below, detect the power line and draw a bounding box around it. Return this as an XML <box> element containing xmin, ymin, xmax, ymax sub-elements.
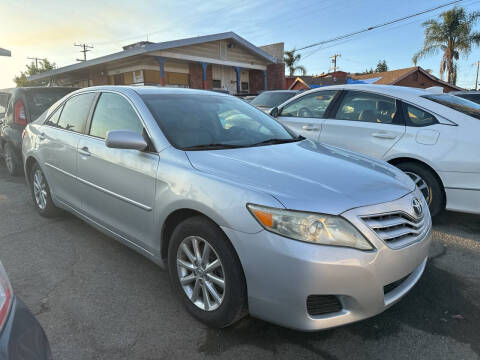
<box><xmin>74</xmin><ymin>43</ymin><xmax>93</xmax><ymax>62</ymax></box>
<box><xmin>296</xmin><ymin>0</ymin><xmax>462</xmax><ymax>52</ymax></box>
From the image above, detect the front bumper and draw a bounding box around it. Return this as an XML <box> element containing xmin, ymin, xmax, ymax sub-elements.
<box><xmin>224</xmin><ymin>192</ymin><xmax>432</xmax><ymax>331</ymax></box>
<box><xmin>0</xmin><ymin>296</ymin><xmax>52</xmax><ymax>360</ymax></box>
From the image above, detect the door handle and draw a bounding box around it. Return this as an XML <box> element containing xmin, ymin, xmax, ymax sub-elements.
<box><xmin>78</xmin><ymin>146</ymin><xmax>91</xmax><ymax>156</ymax></box>
<box><xmin>371</xmin><ymin>132</ymin><xmax>397</xmax><ymax>140</ymax></box>
<box><xmin>302</xmin><ymin>125</ymin><xmax>319</xmax><ymax>131</ymax></box>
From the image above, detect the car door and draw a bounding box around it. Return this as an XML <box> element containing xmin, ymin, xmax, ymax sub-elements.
<box><xmin>276</xmin><ymin>91</ymin><xmax>337</xmax><ymax>140</ymax></box>
<box><xmin>77</xmin><ymin>91</ymin><xmax>159</xmax><ymax>251</ymax></box>
<box><xmin>39</xmin><ymin>92</ymin><xmax>96</xmax><ymax>209</ymax></box>
<box><xmin>320</xmin><ymin>90</ymin><xmax>406</xmax><ymax>159</ymax></box>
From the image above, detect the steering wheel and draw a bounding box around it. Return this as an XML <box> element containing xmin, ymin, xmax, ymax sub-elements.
<box><xmin>297</xmin><ymin>107</ymin><xmax>314</xmax><ymax>118</ymax></box>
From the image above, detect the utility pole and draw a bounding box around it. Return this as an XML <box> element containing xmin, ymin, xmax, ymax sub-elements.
<box><xmin>27</xmin><ymin>56</ymin><xmax>42</xmax><ymax>68</ymax></box>
<box><xmin>330</xmin><ymin>54</ymin><xmax>341</xmax><ymax>73</ymax></box>
<box><xmin>475</xmin><ymin>61</ymin><xmax>480</xmax><ymax>90</ymax></box>
<box><xmin>74</xmin><ymin>43</ymin><xmax>93</xmax><ymax>62</ymax></box>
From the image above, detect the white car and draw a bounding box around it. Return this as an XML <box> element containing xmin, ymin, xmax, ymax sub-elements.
<box><xmin>271</xmin><ymin>84</ymin><xmax>480</xmax><ymax>216</ymax></box>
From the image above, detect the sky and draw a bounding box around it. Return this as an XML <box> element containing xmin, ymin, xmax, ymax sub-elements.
<box><xmin>2</xmin><ymin>0</ymin><xmax>480</xmax><ymax>88</ymax></box>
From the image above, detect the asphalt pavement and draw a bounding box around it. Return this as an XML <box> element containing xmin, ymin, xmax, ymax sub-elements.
<box><xmin>0</xmin><ymin>163</ymin><xmax>478</xmax><ymax>360</ymax></box>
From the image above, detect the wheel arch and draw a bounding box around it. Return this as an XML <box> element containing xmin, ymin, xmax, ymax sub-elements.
<box><xmin>24</xmin><ymin>155</ymin><xmax>39</xmax><ymax>183</ymax></box>
<box><xmin>160</xmin><ymin>208</ymin><xmax>243</xmax><ymax>268</ymax></box>
<box><xmin>387</xmin><ymin>156</ymin><xmax>446</xmax><ymax>205</ymax></box>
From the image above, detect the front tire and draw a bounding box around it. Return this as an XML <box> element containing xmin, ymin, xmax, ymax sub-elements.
<box><xmin>396</xmin><ymin>162</ymin><xmax>444</xmax><ymax>217</ymax></box>
<box><xmin>168</xmin><ymin>216</ymin><xmax>247</xmax><ymax>328</ymax></box>
<box><xmin>29</xmin><ymin>163</ymin><xmax>60</xmax><ymax>217</ymax></box>
<box><xmin>4</xmin><ymin>143</ymin><xmax>21</xmax><ymax>176</ymax></box>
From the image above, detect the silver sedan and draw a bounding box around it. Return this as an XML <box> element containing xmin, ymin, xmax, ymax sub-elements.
<box><xmin>22</xmin><ymin>86</ymin><xmax>432</xmax><ymax>330</ymax></box>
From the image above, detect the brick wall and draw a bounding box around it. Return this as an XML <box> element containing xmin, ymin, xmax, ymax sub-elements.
<box><xmin>249</xmin><ymin>70</ymin><xmax>264</xmax><ymax>94</ymax></box>
<box><xmin>189</xmin><ymin>63</ymin><xmax>212</xmax><ymax>89</ymax></box>
<box><xmin>266</xmin><ymin>63</ymin><xmax>285</xmax><ymax>90</ymax></box>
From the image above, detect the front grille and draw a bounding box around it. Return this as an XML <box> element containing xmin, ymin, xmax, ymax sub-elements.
<box><xmin>306</xmin><ymin>295</ymin><xmax>342</xmax><ymax>316</ymax></box>
<box><xmin>384</xmin><ymin>273</ymin><xmax>411</xmax><ymax>294</ymax></box>
<box><xmin>361</xmin><ymin>211</ymin><xmax>429</xmax><ymax>249</ymax></box>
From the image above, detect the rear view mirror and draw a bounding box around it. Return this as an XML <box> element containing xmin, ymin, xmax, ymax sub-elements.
<box><xmin>105</xmin><ymin>130</ymin><xmax>148</xmax><ymax>151</ymax></box>
<box><xmin>270</xmin><ymin>107</ymin><xmax>279</xmax><ymax>117</ymax></box>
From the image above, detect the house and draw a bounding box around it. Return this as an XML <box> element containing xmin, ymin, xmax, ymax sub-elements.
<box><xmin>287</xmin><ymin>71</ymin><xmax>349</xmax><ymax>90</ymax></box>
<box><xmin>349</xmin><ymin>66</ymin><xmax>463</xmax><ymax>92</ymax></box>
<box><xmin>27</xmin><ymin>32</ymin><xmax>285</xmax><ymax>94</ymax></box>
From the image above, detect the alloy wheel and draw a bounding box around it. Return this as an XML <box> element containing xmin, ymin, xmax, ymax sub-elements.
<box><xmin>176</xmin><ymin>236</ymin><xmax>225</xmax><ymax>311</ymax></box>
<box><xmin>4</xmin><ymin>149</ymin><xmax>13</xmax><ymax>174</ymax></box>
<box><xmin>33</xmin><ymin>169</ymin><xmax>48</xmax><ymax>210</ymax></box>
<box><xmin>405</xmin><ymin>171</ymin><xmax>432</xmax><ymax>206</ymax></box>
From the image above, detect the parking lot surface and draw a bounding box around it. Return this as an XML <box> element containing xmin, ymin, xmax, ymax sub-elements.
<box><xmin>0</xmin><ymin>163</ymin><xmax>479</xmax><ymax>360</ymax></box>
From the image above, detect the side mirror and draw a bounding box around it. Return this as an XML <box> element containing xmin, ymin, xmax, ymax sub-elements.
<box><xmin>270</xmin><ymin>107</ymin><xmax>279</xmax><ymax>117</ymax></box>
<box><xmin>105</xmin><ymin>130</ymin><xmax>148</xmax><ymax>151</ymax></box>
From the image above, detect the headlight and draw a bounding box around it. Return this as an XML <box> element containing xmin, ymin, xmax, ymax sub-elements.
<box><xmin>247</xmin><ymin>204</ymin><xmax>373</xmax><ymax>250</ymax></box>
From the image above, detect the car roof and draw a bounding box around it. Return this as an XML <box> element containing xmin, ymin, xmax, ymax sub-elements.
<box><xmin>260</xmin><ymin>90</ymin><xmax>300</xmax><ymax>93</ymax></box>
<box><xmin>77</xmin><ymin>85</ymin><xmax>232</xmax><ymax>97</ymax></box>
<box><xmin>312</xmin><ymin>84</ymin><xmax>431</xmax><ymax>97</ymax></box>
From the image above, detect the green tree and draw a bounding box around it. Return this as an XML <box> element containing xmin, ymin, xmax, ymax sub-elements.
<box><xmin>13</xmin><ymin>59</ymin><xmax>56</xmax><ymax>87</ymax></box>
<box><xmin>413</xmin><ymin>7</ymin><xmax>480</xmax><ymax>85</ymax></box>
<box><xmin>375</xmin><ymin>60</ymin><xmax>388</xmax><ymax>72</ymax></box>
<box><xmin>284</xmin><ymin>49</ymin><xmax>306</xmax><ymax>76</ymax></box>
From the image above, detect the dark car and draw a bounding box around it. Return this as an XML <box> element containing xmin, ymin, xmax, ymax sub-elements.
<box><xmin>450</xmin><ymin>90</ymin><xmax>480</xmax><ymax>105</ymax></box>
<box><xmin>0</xmin><ymin>261</ymin><xmax>51</xmax><ymax>359</ymax></box>
<box><xmin>0</xmin><ymin>87</ymin><xmax>76</xmax><ymax>176</ymax></box>
<box><xmin>249</xmin><ymin>90</ymin><xmax>301</xmax><ymax>113</ymax></box>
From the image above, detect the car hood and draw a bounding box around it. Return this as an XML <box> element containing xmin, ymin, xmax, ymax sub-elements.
<box><xmin>186</xmin><ymin>140</ymin><xmax>415</xmax><ymax>215</ymax></box>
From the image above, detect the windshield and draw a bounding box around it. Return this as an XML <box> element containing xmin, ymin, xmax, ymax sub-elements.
<box><xmin>141</xmin><ymin>94</ymin><xmax>296</xmax><ymax>149</ymax></box>
<box><xmin>423</xmin><ymin>93</ymin><xmax>480</xmax><ymax>120</ymax></box>
<box><xmin>250</xmin><ymin>92</ymin><xmax>297</xmax><ymax>108</ymax></box>
<box><xmin>26</xmin><ymin>88</ymin><xmax>75</xmax><ymax>121</ymax></box>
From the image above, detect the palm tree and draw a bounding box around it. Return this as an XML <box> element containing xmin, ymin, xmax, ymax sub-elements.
<box><xmin>413</xmin><ymin>7</ymin><xmax>480</xmax><ymax>85</ymax></box>
<box><xmin>284</xmin><ymin>49</ymin><xmax>307</xmax><ymax>76</ymax></box>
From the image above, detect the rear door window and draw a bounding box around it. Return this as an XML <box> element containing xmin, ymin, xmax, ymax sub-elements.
<box><xmin>335</xmin><ymin>91</ymin><xmax>399</xmax><ymax>124</ymax></box>
<box><xmin>57</xmin><ymin>93</ymin><xmax>96</xmax><ymax>133</ymax></box>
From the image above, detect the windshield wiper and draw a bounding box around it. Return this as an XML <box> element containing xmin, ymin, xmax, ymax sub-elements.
<box><xmin>249</xmin><ymin>136</ymin><xmax>304</xmax><ymax>147</ymax></box>
<box><xmin>183</xmin><ymin>143</ymin><xmax>247</xmax><ymax>150</ymax></box>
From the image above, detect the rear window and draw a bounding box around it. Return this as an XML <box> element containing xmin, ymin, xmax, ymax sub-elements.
<box><xmin>250</xmin><ymin>92</ymin><xmax>298</xmax><ymax>108</ymax></box>
<box><xmin>422</xmin><ymin>94</ymin><xmax>480</xmax><ymax>120</ymax></box>
<box><xmin>26</xmin><ymin>89</ymin><xmax>75</xmax><ymax>121</ymax></box>
<box><xmin>0</xmin><ymin>93</ymin><xmax>9</xmax><ymax>116</ymax></box>
<box><xmin>455</xmin><ymin>93</ymin><xmax>480</xmax><ymax>105</ymax></box>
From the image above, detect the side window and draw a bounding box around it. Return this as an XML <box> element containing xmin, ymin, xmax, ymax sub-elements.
<box><xmin>89</xmin><ymin>93</ymin><xmax>144</xmax><ymax>139</ymax></box>
<box><xmin>57</xmin><ymin>93</ymin><xmax>96</xmax><ymax>133</ymax></box>
<box><xmin>280</xmin><ymin>91</ymin><xmax>336</xmax><ymax>118</ymax></box>
<box><xmin>0</xmin><ymin>93</ymin><xmax>9</xmax><ymax>117</ymax></box>
<box><xmin>405</xmin><ymin>104</ymin><xmax>437</xmax><ymax>127</ymax></box>
<box><xmin>335</xmin><ymin>91</ymin><xmax>397</xmax><ymax>124</ymax></box>
<box><xmin>44</xmin><ymin>105</ymin><xmax>63</xmax><ymax>127</ymax></box>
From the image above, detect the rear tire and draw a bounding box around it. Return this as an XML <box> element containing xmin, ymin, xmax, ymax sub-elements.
<box><xmin>29</xmin><ymin>163</ymin><xmax>60</xmax><ymax>218</ymax></box>
<box><xmin>395</xmin><ymin>162</ymin><xmax>444</xmax><ymax>217</ymax></box>
<box><xmin>168</xmin><ymin>216</ymin><xmax>247</xmax><ymax>328</ymax></box>
<box><xmin>4</xmin><ymin>143</ymin><xmax>21</xmax><ymax>176</ymax></box>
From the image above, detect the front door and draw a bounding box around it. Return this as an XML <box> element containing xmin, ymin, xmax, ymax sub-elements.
<box><xmin>76</xmin><ymin>92</ymin><xmax>159</xmax><ymax>251</ymax></box>
<box><xmin>320</xmin><ymin>90</ymin><xmax>406</xmax><ymax>159</ymax></box>
<box><xmin>276</xmin><ymin>91</ymin><xmax>337</xmax><ymax>140</ymax></box>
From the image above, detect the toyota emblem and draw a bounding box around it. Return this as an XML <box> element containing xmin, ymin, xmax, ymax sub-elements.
<box><xmin>412</xmin><ymin>197</ymin><xmax>423</xmax><ymax>217</ymax></box>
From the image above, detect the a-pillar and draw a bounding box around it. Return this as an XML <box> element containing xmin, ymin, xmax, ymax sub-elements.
<box><xmin>153</xmin><ymin>56</ymin><xmax>166</xmax><ymax>86</ymax></box>
<box><xmin>234</xmin><ymin>67</ymin><xmax>241</xmax><ymax>94</ymax></box>
<box><xmin>201</xmin><ymin>62</ymin><xmax>208</xmax><ymax>89</ymax></box>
